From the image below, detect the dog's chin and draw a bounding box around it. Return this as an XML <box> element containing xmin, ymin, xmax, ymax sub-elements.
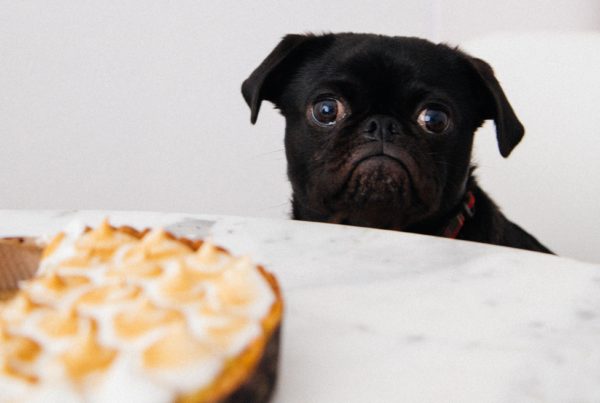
<box><xmin>330</xmin><ymin>156</ymin><xmax>418</xmax><ymax>229</ymax></box>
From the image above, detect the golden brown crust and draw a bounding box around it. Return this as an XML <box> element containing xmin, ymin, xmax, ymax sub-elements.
<box><xmin>0</xmin><ymin>237</ymin><xmax>41</xmax><ymax>295</ymax></box>
<box><xmin>177</xmin><ymin>266</ymin><xmax>283</xmax><ymax>403</ymax></box>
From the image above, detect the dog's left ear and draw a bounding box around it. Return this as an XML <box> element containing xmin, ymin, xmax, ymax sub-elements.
<box><xmin>241</xmin><ymin>35</ymin><xmax>309</xmax><ymax>124</ymax></box>
<box><xmin>467</xmin><ymin>57</ymin><xmax>525</xmax><ymax>158</ymax></box>
<box><xmin>242</xmin><ymin>34</ymin><xmax>333</xmax><ymax>124</ymax></box>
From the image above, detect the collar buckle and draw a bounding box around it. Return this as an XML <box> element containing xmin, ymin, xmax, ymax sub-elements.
<box><xmin>462</xmin><ymin>191</ymin><xmax>476</xmax><ymax>218</ymax></box>
<box><xmin>441</xmin><ymin>191</ymin><xmax>476</xmax><ymax>239</ymax></box>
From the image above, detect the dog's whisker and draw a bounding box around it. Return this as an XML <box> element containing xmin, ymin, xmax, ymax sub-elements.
<box><xmin>255</xmin><ymin>202</ymin><xmax>291</xmax><ymax>214</ymax></box>
<box><xmin>252</xmin><ymin>149</ymin><xmax>285</xmax><ymax>158</ymax></box>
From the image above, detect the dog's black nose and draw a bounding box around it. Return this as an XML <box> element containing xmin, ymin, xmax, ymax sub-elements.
<box><xmin>363</xmin><ymin>115</ymin><xmax>401</xmax><ymax>141</ymax></box>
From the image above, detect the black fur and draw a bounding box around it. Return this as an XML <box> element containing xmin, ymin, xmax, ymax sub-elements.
<box><xmin>242</xmin><ymin>33</ymin><xmax>552</xmax><ymax>254</ymax></box>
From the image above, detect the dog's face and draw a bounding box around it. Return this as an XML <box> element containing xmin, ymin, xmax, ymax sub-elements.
<box><xmin>242</xmin><ymin>34</ymin><xmax>524</xmax><ymax>231</ymax></box>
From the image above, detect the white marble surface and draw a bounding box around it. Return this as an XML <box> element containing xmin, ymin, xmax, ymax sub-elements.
<box><xmin>1</xmin><ymin>210</ymin><xmax>600</xmax><ymax>402</ymax></box>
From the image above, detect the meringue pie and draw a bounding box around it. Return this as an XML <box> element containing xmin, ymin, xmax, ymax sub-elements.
<box><xmin>0</xmin><ymin>221</ymin><xmax>282</xmax><ymax>403</ymax></box>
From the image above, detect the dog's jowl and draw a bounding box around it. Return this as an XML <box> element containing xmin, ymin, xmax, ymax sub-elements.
<box><xmin>242</xmin><ymin>33</ymin><xmax>552</xmax><ymax>253</ymax></box>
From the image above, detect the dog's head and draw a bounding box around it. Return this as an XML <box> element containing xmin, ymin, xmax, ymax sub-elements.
<box><xmin>242</xmin><ymin>33</ymin><xmax>524</xmax><ymax>230</ymax></box>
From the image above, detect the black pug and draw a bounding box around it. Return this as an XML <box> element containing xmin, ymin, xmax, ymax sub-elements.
<box><xmin>242</xmin><ymin>33</ymin><xmax>552</xmax><ymax>253</ymax></box>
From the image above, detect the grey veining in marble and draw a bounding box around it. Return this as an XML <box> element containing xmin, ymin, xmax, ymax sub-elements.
<box><xmin>1</xmin><ymin>210</ymin><xmax>599</xmax><ymax>402</ymax></box>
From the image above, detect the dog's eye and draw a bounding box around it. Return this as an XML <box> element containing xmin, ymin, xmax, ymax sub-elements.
<box><xmin>417</xmin><ymin>108</ymin><xmax>450</xmax><ymax>134</ymax></box>
<box><xmin>311</xmin><ymin>98</ymin><xmax>345</xmax><ymax>127</ymax></box>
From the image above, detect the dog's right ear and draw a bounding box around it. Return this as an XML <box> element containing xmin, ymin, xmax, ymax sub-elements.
<box><xmin>242</xmin><ymin>34</ymin><xmax>318</xmax><ymax>124</ymax></box>
<box><xmin>466</xmin><ymin>56</ymin><xmax>525</xmax><ymax>158</ymax></box>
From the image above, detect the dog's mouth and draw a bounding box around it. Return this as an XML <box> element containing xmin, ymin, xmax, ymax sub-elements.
<box><xmin>352</xmin><ymin>153</ymin><xmax>408</xmax><ymax>174</ymax></box>
<box><xmin>347</xmin><ymin>144</ymin><xmax>415</xmax><ymax>185</ymax></box>
<box><xmin>354</xmin><ymin>152</ymin><xmax>403</xmax><ymax>168</ymax></box>
<box><xmin>334</xmin><ymin>146</ymin><xmax>417</xmax><ymax>205</ymax></box>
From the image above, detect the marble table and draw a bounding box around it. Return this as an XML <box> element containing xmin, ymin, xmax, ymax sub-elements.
<box><xmin>1</xmin><ymin>210</ymin><xmax>599</xmax><ymax>402</ymax></box>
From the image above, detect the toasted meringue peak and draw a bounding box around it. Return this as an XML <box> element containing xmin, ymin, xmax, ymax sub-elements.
<box><xmin>113</xmin><ymin>299</ymin><xmax>184</xmax><ymax>339</ymax></box>
<box><xmin>77</xmin><ymin>282</ymin><xmax>141</xmax><ymax>306</ymax></box>
<box><xmin>41</xmin><ymin>232</ymin><xmax>66</xmax><ymax>260</ymax></box>
<box><xmin>1</xmin><ymin>330</ymin><xmax>41</xmax><ymax>363</ymax></box>
<box><xmin>158</xmin><ymin>260</ymin><xmax>210</xmax><ymax>303</ymax></box>
<box><xmin>138</xmin><ymin>228</ymin><xmax>193</xmax><ymax>260</ymax></box>
<box><xmin>37</xmin><ymin>307</ymin><xmax>80</xmax><ymax>338</ymax></box>
<box><xmin>194</xmin><ymin>240</ymin><xmax>224</xmax><ymax>266</ymax></box>
<box><xmin>143</xmin><ymin>324</ymin><xmax>211</xmax><ymax>369</ymax></box>
<box><xmin>214</xmin><ymin>260</ymin><xmax>259</xmax><ymax>308</ymax></box>
<box><xmin>0</xmin><ymin>292</ymin><xmax>40</xmax><ymax>322</ymax></box>
<box><xmin>61</xmin><ymin>319</ymin><xmax>117</xmax><ymax>379</ymax></box>
<box><xmin>1</xmin><ymin>358</ymin><xmax>38</xmax><ymax>384</ymax></box>
<box><xmin>37</xmin><ymin>272</ymin><xmax>90</xmax><ymax>293</ymax></box>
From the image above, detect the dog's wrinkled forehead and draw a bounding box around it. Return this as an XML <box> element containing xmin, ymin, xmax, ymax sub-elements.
<box><xmin>293</xmin><ymin>36</ymin><xmax>474</xmax><ymax>109</ymax></box>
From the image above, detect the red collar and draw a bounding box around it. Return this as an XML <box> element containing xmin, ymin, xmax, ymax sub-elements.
<box><xmin>440</xmin><ymin>191</ymin><xmax>476</xmax><ymax>239</ymax></box>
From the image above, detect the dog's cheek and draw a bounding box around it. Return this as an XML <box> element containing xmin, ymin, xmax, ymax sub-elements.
<box><xmin>284</xmin><ymin>122</ymin><xmax>337</xmax><ymax>200</ymax></box>
<box><xmin>284</xmin><ymin>124</ymin><xmax>313</xmax><ymax>188</ymax></box>
<box><xmin>424</xmin><ymin>129</ymin><xmax>474</xmax><ymax>209</ymax></box>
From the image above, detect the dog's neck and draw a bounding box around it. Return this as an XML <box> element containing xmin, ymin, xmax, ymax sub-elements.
<box><xmin>403</xmin><ymin>173</ymin><xmax>477</xmax><ymax>237</ymax></box>
<box><xmin>437</xmin><ymin>191</ymin><xmax>476</xmax><ymax>239</ymax></box>
<box><xmin>291</xmin><ymin>175</ymin><xmax>479</xmax><ymax>238</ymax></box>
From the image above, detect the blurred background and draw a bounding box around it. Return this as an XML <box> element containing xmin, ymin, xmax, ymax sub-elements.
<box><xmin>1</xmin><ymin>0</ymin><xmax>599</xmax><ymax>261</ymax></box>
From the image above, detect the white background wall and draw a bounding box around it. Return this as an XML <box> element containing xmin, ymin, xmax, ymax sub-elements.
<box><xmin>1</xmin><ymin>1</ymin><xmax>599</xmax><ymax>261</ymax></box>
<box><xmin>463</xmin><ymin>32</ymin><xmax>600</xmax><ymax>263</ymax></box>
